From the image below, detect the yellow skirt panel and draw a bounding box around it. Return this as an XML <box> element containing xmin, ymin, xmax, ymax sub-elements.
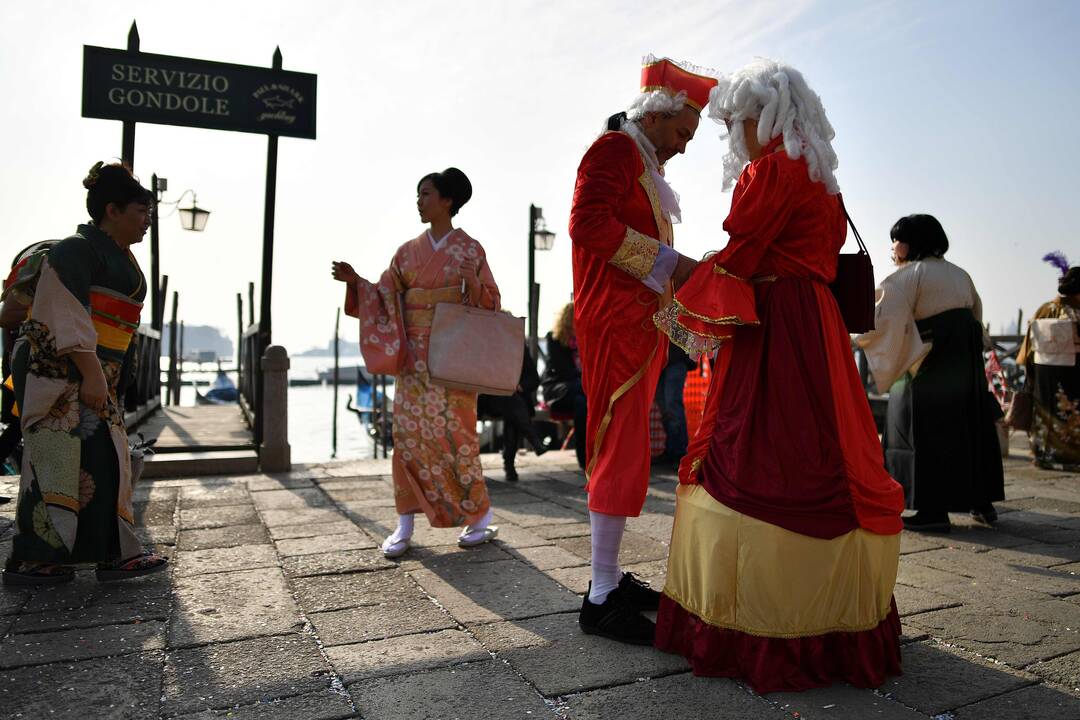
<box><xmin>664</xmin><ymin>484</ymin><xmax>900</xmax><ymax>638</ymax></box>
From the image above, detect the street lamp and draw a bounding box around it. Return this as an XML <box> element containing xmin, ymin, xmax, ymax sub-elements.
<box><xmin>528</xmin><ymin>204</ymin><xmax>556</xmax><ymax>361</ymax></box>
<box><xmin>148</xmin><ymin>176</ymin><xmax>211</xmax><ymax>330</ymax></box>
<box><xmin>177</xmin><ymin>194</ymin><xmax>211</xmax><ymax>232</ymax></box>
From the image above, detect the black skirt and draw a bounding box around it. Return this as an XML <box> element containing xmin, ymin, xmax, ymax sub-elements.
<box><xmin>883</xmin><ymin>308</ymin><xmax>1004</xmax><ymax>511</ymax></box>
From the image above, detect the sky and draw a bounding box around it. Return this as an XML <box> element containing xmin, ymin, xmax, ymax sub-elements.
<box><xmin>2</xmin><ymin>0</ymin><xmax>1078</xmax><ymax>354</ymax></box>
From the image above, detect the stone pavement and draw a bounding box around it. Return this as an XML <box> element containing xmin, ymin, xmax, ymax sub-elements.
<box><xmin>1</xmin><ymin>440</ymin><xmax>1079</xmax><ymax>719</ymax></box>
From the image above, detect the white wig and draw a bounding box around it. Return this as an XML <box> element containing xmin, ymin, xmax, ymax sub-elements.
<box><xmin>709</xmin><ymin>59</ymin><xmax>839</xmax><ymax>194</ymax></box>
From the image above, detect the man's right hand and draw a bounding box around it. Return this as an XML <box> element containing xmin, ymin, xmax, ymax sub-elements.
<box><xmin>672</xmin><ymin>253</ymin><xmax>699</xmax><ymax>291</ymax></box>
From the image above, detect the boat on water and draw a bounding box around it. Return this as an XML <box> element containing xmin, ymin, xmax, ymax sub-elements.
<box><xmin>195</xmin><ymin>368</ymin><xmax>239</xmax><ymax>404</ymax></box>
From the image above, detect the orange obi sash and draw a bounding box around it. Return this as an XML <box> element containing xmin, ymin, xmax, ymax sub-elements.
<box><xmin>90</xmin><ymin>286</ymin><xmax>143</xmax><ymax>355</ymax></box>
<box><xmin>403</xmin><ymin>286</ymin><xmax>461</xmax><ymax>332</ymax></box>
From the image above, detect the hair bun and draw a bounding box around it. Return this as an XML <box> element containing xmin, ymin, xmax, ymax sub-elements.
<box><xmin>441</xmin><ymin>167</ymin><xmax>472</xmax><ymax>209</ymax></box>
<box><xmin>83</xmin><ymin>161</ymin><xmax>105</xmax><ymax>189</ymax></box>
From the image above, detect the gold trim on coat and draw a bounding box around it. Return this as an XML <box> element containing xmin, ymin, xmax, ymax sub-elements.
<box><xmin>586</xmin><ymin>340</ymin><xmax>659</xmax><ymax>478</ymax></box>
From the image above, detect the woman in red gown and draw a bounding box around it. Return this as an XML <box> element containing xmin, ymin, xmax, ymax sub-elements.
<box><xmin>653</xmin><ymin>59</ymin><xmax>905</xmax><ymax>693</ymax></box>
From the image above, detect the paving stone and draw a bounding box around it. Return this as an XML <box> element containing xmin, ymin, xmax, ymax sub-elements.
<box><xmin>892</xmin><ymin>583</ymin><xmax>962</xmax><ymax>617</ymax></box>
<box><xmin>315</xmin><ymin>477</ymin><xmax>392</xmax><ymax>491</ymax></box>
<box><xmin>174</xmin><ymin>544</ymin><xmax>280</xmax><ymax>577</ymax></box>
<box><xmin>507</xmin><ymin>544</ymin><xmax>589</xmax><ymax>570</ymax></box>
<box><xmin>170</xmin><ymin>568</ymin><xmax>302</xmax><ymax>647</ymax></box>
<box><xmin>19</xmin><ymin>571</ymin><xmax>171</xmax><ymax>614</ymax></box>
<box><xmin>163</xmin><ymin>632</ymin><xmax>330</xmax><ymax>716</ymax></box>
<box><xmin>178</xmin><ymin>523</ymin><xmax>270</xmax><ymax>550</ymax></box>
<box><xmin>133</xmin><ymin>484</ymin><xmax>180</xmax><ymax>503</ymax></box>
<box><xmin>471</xmin><ymin>612</ymin><xmax>687</xmax><ymax>696</ymax></box>
<box><xmin>174</xmin><ymin>690</ymin><xmax>355</xmax><ymax>719</ymax></box>
<box><xmin>1027</xmin><ymin>650</ymin><xmax>1080</xmax><ymax>695</ymax></box>
<box><xmin>409</xmin><ymin>558</ymin><xmax>581</xmax><ymax>625</ymax></box>
<box><xmin>0</xmin><ymin>587</ymin><xmax>33</xmax><ymax>616</ymax></box>
<box><xmin>323</xmin><ymin>482</ymin><xmax>393</xmax><ymax>503</ymax></box>
<box><xmin>14</xmin><ymin>596</ymin><xmax>169</xmax><ymax>633</ymax></box>
<box><xmin>622</xmin><ymin>559</ymin><xmax>669</xmax><ymax>592</ymax></box>
<box><xmin>882</xmin><ymin>641</ymin><xmax>1037</xmax><ymax>714</ymax></box>
<box><xmin>282</xmin><ymin>548</ymin><xmax>395</xmax><ymax>578</ymax></box>
<box><xmin>491</xmin><ymin>500</ymin><xmax>586</xmax><ymax>527</ymax></box>
<box><xmin>952</xmin><ymin>683</ymin><xmax>1080</xmax><ymax>718</ymax></box>
<box><xmin>910</xmin><ymin>599</ymin><xmax>1080</xmax><ymax>667</ymax></box>
<box><xmin>898</xmin><ymin>531</ymin><xmax>949</xmax><ymax>555</ymax></box>
<box><xmin>260</xmin><ymin>507</ymin><xmax>345</xmax><ymax>527</ymax></box>
<box><xmin>0</xmin><ymin>620</ymin><xmax>166</xmax><ymax>667</ymax></box>
<box><xmin>768</xmin><ymin>683</ymin><xmax>930</xmax><ymax>718</ymax></box>
<box><xmin>179</xmin><ymin>504</ymin><xmax>259</xmax><ymax>530</ymax></box>
<box><xmin>310</xmin><ymin>594</ymin><xmax>454</xmax><ymax>646</ymax></box>
<box><xmin>322</xmin><ymin>461</ymin><xmax>391</xmax><ymax>478</ymax></box>
<box><xmin>137</xmin><ymin>523</ymin><xmax>179</xmax><ymax>545</ymax></box>
<box><xmin>134</xmin><ymin>499</ymin><xmax>177</xmax><ymax>526</ymax></box>
<box><xmin>626</xmin><ymin>511</ymin><xmax>675</xmax><ymax>543</ymax></box>
<box><xmin>267</xmin><ymin>519</ymin><xmax>359</xmax><ymax>541</ymax></box>
<box><xmin>554</xmin><ymin>530</ymin><xmax>669</xmax><ymax>564</ymax></box>
<box><xmin>986</xmin><ymin>542</ymin><xmax>1080</xmax><ymax>568</ymax></box>
<box><xmin>999</xmin><ymin>496</ymin><xmax>1080</xmax><ymax>515</ymax></box>
<box><xmin>546</xmin><ymin>565</ymin><xmax>591</xmax><ymax>595</ymax></box>
<box><xmin>400</xmin><ymin>541</ymin><xmax>512</xmax><ymax>568</ymax></box>
<box><xmin>328</xmin><ymin>628</ymin><xmax>488</xmax><ymax>683</ymax></box>
<box><xmin>348</xmin><ymin>659</ymin><xmax>552</xmax><ymax>719</ymax></box>
<box><xmin>293</xmin><ymin>569</ymin><xmax>417</xmax><ymax>613</ymax></box>
<box><xmin>565</xmin><ymin>672</ymin><xmax>781</xmax><ymax>719</ymax></box>
<box><xmin>532</xmin><ymin>522</ymin><xmax>592</xmax><ymax>539</ymax></box>
<box><xmin>275</xmin><ymin>532</ymin><xmax>376</xmax><ymax>557</ymax></box>
<box><xmin>180</xmin><ymin>485</ymin><xmax>252</xmax><ymax>508</ymax></box>
<box><xmin>0</xmin><ymin>650</ymin><xmax>163</xmax><ymax>719</ymax></box>
<box><xmin>487</xmin><ymin>522</ymin><xmax>551</xmax><ymax>548</ymax></box>
<box><xmin>246</xmin><ymin>475</ymin><xmax>318</xmax><ymax>492</ymax></box>
<box><xmin>250</xmin><ymin>488</ymin><xmax>332</xmax><ymax>510</ymax></box>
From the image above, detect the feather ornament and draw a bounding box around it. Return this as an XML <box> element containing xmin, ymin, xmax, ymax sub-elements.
<box><xmin>1042</xmin><ymin>251</ymin><xmax>1070</xmax><ymax>276</ymax></box>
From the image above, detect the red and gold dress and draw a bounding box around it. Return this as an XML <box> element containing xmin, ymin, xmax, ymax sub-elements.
<box><xmin>653</xmin><ymin>138</ymin><xmax>905</xmax><ymax>692</ymax></box>
<box><xmin>569</xmin><ymin>130</ymin><xmax>673</xmax><ymax>517</ymax></box>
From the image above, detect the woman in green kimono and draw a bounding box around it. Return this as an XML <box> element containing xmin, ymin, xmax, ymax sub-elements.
<box><xmin>1017</xmin><ymin>263</ymin><xmax>1080</xmax><ymax>470</ymax></box>
<box><xmin>2</xmin><ymin>162</ymin><xmax>167</xmax><ymax>585</ymax></box>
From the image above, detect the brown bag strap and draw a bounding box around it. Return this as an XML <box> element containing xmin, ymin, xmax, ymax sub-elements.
<box><xmin>838</xmin><ymin>195</ymin><xmax>868</xmax><ymax>255</ymax></box>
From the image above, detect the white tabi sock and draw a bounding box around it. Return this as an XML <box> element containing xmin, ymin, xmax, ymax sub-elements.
<box><xmin>588</xmin><ymin>510</ymin><xmax>626</xmax><ymax>604</ymax></box>
<box><xmin>382</xmin><ymin>513</ymin><xmax>415</xmax><ymax>551</ymax></box>
<box><xmin>458</xmin><ymin>507</ymin><xmax>494</xmax><ymax>544</ymax></box>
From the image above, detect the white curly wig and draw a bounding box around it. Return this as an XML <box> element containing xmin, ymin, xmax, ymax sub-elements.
<box><xmin>710</xmin><ymin>58</ymin><xmax>839</xmax><ymax>194</ymax></box>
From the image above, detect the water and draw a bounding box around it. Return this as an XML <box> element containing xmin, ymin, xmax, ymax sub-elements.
<box><xmin>166</xmin><ymin>355</ymin><xmax>379</xmax><ymax>464</ymax></box>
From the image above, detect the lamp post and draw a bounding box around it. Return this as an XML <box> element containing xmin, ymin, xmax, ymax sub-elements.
<box><xmin>148</xmin><ymin>181</ymin><xmax>211</xmax><ymax>331</ymax></box>
<box><xmin>527</xmin><ymin>204</ymin><xmax>556</xmax><ymax>361</ymax></box>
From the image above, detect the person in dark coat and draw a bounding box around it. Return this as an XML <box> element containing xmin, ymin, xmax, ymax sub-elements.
<box><xmin>654</xmin><ymin>340</ymin><xmax>696</xmax><ymax>464</ymax></box>
<box><xmin>541</xmin><ymin>303</ymin><xmax>587</xmax><ymax>469</ymax></box>
<box><xmin>478</xmin><ymin>345</ymin><xmax>546</xmax><ymax>482</ymax></box>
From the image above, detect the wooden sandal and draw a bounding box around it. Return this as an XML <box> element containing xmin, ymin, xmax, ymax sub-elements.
<box><xmin>95</xmin><ymin>551</ymin><xmax>168</xmax><ymax>581</ymax></box>
<box><xmin>2</xmin><ymin>560</ymin><xmax>76</xmax><ymax>586</ymax></box>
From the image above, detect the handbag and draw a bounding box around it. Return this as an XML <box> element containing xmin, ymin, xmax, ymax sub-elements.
<box><xmin>829</xmin><ymin>198</ymin><xmax>876</xmax><ymax>333</ymax></box>
<box><xmin>1005</xmin><ymin>386</ymin><xmax>1033</xmax><ymax>432</ymax></box>
<box><xmin>428</xmin><ymin>292</ymin><xmax>525</xmax><ymax>396</ymax></box>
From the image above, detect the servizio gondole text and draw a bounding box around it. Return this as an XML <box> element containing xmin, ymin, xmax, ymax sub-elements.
<box><xmin>107</xmin><ymin>63</ymin><xmax>230</xmax><ymax>117</ymax></box>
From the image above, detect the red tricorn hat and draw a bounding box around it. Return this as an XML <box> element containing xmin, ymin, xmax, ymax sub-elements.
<box><xmin>640</xmin><ymin>57</ymin><xmax>718</xmax><ymax>113</ymax></box>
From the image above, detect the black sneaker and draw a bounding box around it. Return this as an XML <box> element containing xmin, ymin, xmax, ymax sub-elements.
<box><xmin>579</xmin><ymin>585</ymin><xmax>655</xmax><ymax>646</ymax></box>
<box><xmin>504</xmin><ymin>467</ymin><xmax>519</xmax><ymax>483</ymax></box>
<box><xmin>970</xmin><ymin>503</ymin><xmax>998</xmax><ymax>525</ymax></box>
<box><xmin>618</xmin><ymin>572</ymin><xmax>661</xmax><ymax>611</ymax></box>
<box><xmin>903</xmin><ymin>511</ymin><xmax>951</xmax><ymax>533</ymax></box>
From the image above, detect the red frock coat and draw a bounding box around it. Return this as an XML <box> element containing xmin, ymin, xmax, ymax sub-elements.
<box><xmin>569</xmin><ymin>131</ymin><xmax>672</xmax><ymax>516</ymax></box>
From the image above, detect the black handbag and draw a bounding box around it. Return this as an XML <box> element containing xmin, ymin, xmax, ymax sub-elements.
<box><xmin>829</xmin><ymin>198</ymin><xmax>875</xmax><ymax>333</ymax></box>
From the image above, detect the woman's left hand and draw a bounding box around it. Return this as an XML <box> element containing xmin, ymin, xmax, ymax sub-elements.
<box><xmin>459</xmin><ymin>259</ymin><xmax>482</xmax><ymax>298</ymax></box>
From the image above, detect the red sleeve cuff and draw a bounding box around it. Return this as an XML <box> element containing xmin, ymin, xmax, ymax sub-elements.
<box><xmin>653</xmin><ymin>261</ymin><xmax>759</xmax><ymax>356</ymax></box>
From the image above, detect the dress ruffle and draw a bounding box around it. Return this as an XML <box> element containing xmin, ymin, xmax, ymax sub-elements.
<box><xmin>655</xmin><ymin>595</ymin><xmax>903</xmax><ymax>694</ymax></box>
<box><xmin>653</xmin><ymin>265</ymin><xmax>759</xmax><ymax>357</ymax></box>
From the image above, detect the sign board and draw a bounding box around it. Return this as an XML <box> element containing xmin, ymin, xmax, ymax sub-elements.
<box><xmin>82</xmin><ymin>46</ymin><xmax>317</xmax><ymax>139</ymax></box>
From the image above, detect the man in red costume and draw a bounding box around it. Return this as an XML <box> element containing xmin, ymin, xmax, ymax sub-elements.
<box><xmin>569</xmin><ymin>54</ymin><xmax>718</xmax><ymax>645</ymax></box>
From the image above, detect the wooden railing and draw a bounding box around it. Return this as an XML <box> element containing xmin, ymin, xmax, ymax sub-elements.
<box><xmin>239</xmin><ymin>321</ymin><xmax>268</xmax><ymax>446</ymax></box>
<box><xmin>123</xmin><ymin>325</ymin><xmax>162</xmax><ymax>429</ymax></box>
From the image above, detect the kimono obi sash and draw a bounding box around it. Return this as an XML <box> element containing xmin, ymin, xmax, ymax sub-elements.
<box><xmin>403</xmin><ymin>286</ymin><xmax>461</xmax><ymax>332</ymax></box>
<box><xmin>90</xmin><ymin>285</ymin><xmax>143</xmax><ymax>355</ymax></box>
<box><xmin>1031</xmin><ymin>317</ymin><xmax>1079</xmax><ymax>366</ymax></box>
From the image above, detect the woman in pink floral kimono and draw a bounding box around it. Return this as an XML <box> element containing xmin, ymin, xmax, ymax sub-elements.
<box><xmin>333</xmin><ymin>167</ymin><xmax>501</xmax><ymax>558</ymax></box>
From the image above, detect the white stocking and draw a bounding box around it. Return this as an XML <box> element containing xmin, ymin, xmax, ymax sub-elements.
<box><xmin>382</xmin><ymin>513</ymin><xmax>415</xmax><ymax>551</ymax></box>
<box><xmin>588</xmin><ymin>510</ymin><xmax>625</xmax><ymax>604</ymax></box>
<box><xmin>458</xmin><ymin>507</ymin><xmax>494</xmax><ymax>544</ymax></box>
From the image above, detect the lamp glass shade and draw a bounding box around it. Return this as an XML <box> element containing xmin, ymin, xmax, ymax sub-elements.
<box><xmin>533</xmin><ymin>228</ymin><xmax>556</xmax><ymax>251</ymax></box>
<box><xmin>178</xmin><ymin>205</ymin><xmax>210</xmax><ymax>232</ymax></box>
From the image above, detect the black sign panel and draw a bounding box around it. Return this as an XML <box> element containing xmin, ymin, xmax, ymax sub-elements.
<box><xmin>82</xmin><ymin>46</ymin><xmax>317</xmax><ymax>139</ymax></box>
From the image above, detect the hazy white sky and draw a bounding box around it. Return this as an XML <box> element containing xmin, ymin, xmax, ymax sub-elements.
<box><xmin>2</xmin><ymin>0</ymin><xmax>1077</xmax><ymax>354</ymax></box>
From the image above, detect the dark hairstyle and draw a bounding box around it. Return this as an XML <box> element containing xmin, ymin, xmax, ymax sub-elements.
<box><xmin>606</xmin><ymin>111</ymin><xmax>628</xmax><ymax>131</ymax></box>
<box><xmin>416</xmin><ymin>167</ymin><xmax>472</xmax><ymax>217</ymax></box>
<box><xmin>83</xmin><ymin>162</ymin><xmax>152</xmax><ymax>225</ymax></box>
<box><xmin>1059</xmin><ymin>267</ymin><xmax>1080</xmax><ymax>296</ymax></box>
<box><xmin>889</xmin><ymin>214</ymin><xmax>949</xmax><ymax>261</ymax></box>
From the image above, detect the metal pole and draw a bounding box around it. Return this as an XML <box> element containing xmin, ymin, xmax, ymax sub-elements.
<box><xmin>528</xmin><ymin>204</ymin><xmax>538</xmax><ymax>361</ymax></box>
<box><xmin>158</xmin><ymin>274</ymin><xmax>168</xmax><ymax>401</ymax></box>
<box><xmin>168</xmin><ymin>291</ymin><xmax>178</xmax><ymax>405</ymax></box>
<box><xmin>150</xmin><ymin>173</ymin><xmax>161</xmax><ymax>330</ymax></box>
<box><xmin>121</xmin><ymin>21</ymin><xmax>139</xmax><ymax>169</ymax></box>
<box><xmin>236</xmin><ymin>292</ymin><xmax>243</xmax><ymax>390</ymax></box>
<box><xmin>1016</xmin><ymin>308</ymin><xmax>1023</xmax><ymax>336</ymax></box>
<box><xmin>332</xmin><ymin>307</ymin><xmax>340</xmax><ymax>458</ymax></box>
<box><xmin>255</xmin><ymin>46</ymin><xmax>283</xmax><ymax>451</ymax></box>
<box><xmin>248</xmin><ymin>281</ymin><xmax>255</xmax><ymax>326</ymax></box>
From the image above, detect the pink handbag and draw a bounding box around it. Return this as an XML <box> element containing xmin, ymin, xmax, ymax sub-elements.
<box><xmin>428</xmin><ymin>302</ymin><xmax>525</xmax><ymax>396</ymax></box>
